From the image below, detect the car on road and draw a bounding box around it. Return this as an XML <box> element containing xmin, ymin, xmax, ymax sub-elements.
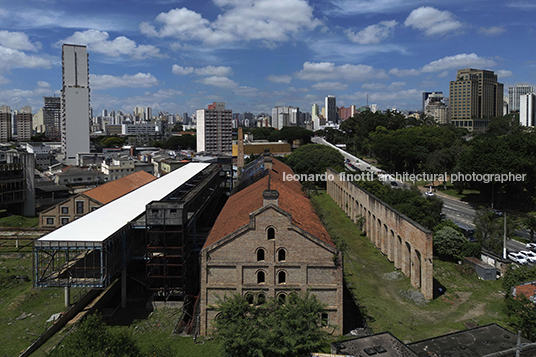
<box><xmin>508</xmin><ymin>252</ymin><xmax>529</xmax><ymax>265</ymax></box>
<box><xmin>424</xmin><ymin>191</ymin><xmax>435</xmax><ymax>197</ymax></box>
<box><xmin>390</xmin><ymin>181</ymin><xmax>398</xmax><ymax>187</ymax></box>
<box><xmin>526</xmin><ymin>243</ymin><xmax>536</xmax><ymax>251</ymax></box>
<box><xmin>519</xmin><ymin>250</ymin><xmax>536</xmax><ymax>263</ymax></box>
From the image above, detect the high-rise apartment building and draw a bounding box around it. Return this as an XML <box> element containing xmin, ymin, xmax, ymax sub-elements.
<box><xmin>61</xmin><ymin>44</ymin><xmax>90</xmax><ymax>165</ymax></box>
<box><xmin>520</xmin><ymin>93</ymin><xmax>536</xmax><ymax>127</ymax></box>
<box><xmin>449</xmin><ymin>68</ymin><xmax>504</xmax><ymax>132</ymax></box>
<box><xmin>0</xmin><ymin>105</ymin><xmax>12</xmax><ymax>142</ymax></box>
<box><xmin>17</xmin><ymin>106</ymin><xmax>32</xmax><ymax>142</ymax></box>
<box><xmin>325</xmin><ymin>95</ymin><xmax>337</xmax><ymax>123</ymax></box>
<box><xmin>271</xmin><ymin>106</ymin><xmax>300</xmax><ymax>129</ymax></box>
<box><xmin>196</xmin><ymin>102</ymin><xmax>232</xmax><ymax>154</ymax></box>
<box><xmin>44</xmin><ymin>96</ymin><xmax>61</xmax><ymax>140</ymax></box>
<box><xmin>146</xmin><ymin>107</ymin><xmax>152</xmax><ymax>121</ymax></box>
<box><xmin>508</xmin><ymin>85</ymin><xmax>534</xmax><ymax>113</ymax></box>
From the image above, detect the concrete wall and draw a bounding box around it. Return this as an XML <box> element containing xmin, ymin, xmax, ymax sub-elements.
<box><xmin>326</xmin><ymin>168</ymin><xmax>433</xmax><ymax>300</ymax></box>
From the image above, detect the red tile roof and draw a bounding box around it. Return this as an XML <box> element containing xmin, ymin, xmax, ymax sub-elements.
<box><xmin>516</xmin><ymin>284</ymin><xmax>536</xmax><ymax>300</ymax></box>
<box><xmin>84</xmin><ymin>171</ymin><xmax>156</xmax><ymax>204</ymax></box>
<box><xmin>203</xmin><ymin>158</ymin><xmax>334</xmax><ymax>249</ymax></box>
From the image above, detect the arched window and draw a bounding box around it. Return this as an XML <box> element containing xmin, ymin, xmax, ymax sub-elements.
<box><xmin>277</xmin><ymin>248</ymin><xmax>286</xmax><ymax>261</ymax></box>
<box><xmin>245</xmin><ymin>293</ymin><xmax>254</xmax><ymax>304</ymax></box>
<box><xmin>257</xmin><ymin>248</ymin><xmax>265</xmax><ymax>261</ymax></box>
<box><xmin>257</xmin><ymin>270</ymin><xmax>265</xmax><ymax>284</ymax></box>
<box><xmin>277</xmin><ymin>293</ymin><xmax>286</xmax><ymax>304</ymax></box>
<box><xmin>257</xmin><ymin>293</ymin><xmax>266</xmax><ymax>305</ymax></box>
<box><xmin>267</xmin><ymin>227</ymin><xmax>275</xmax><ymax>240</ymax></box>
<box><xmin>278</xmin><ymin>270</ymin><xmax>286</xmax><ymax>284</ymax></box>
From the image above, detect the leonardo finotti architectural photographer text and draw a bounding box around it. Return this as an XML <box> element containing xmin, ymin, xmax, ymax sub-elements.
<box><xmin>283</xmin><ymin>172</ymin><xmax>526</xmax><ymax>184</ymax></box>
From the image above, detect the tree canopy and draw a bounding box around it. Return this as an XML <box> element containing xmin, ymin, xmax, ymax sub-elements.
<box><xmin>212</xmin><ymin>292</ymin><xmax>329</xmax><ymax>357</ymax></box>
<box><xmin>286</xmin><ymin>144</ymin><xmax>345</xmax><ymax>185</ymax></box>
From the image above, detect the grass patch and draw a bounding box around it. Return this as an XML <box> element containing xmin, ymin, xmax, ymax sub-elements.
<box><xmin>0</xmin><ymin>254</ymin><xmax>83</xmax><ymax>357</ymax></box>
<box><xmin>311</xmin><ymin>191</ymin><xmax>508</xmax><ymax>342</ymax></box>
<box><xmin>0</xmin><ymin>215</ymin><xmax>39</xmax><ymax>228</ymax></box>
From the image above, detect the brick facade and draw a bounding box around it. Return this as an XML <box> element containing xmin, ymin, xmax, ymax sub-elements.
<box><xmin>199</xmin><ymin>158</ymin><xmax>343</xmax><ymax>335</ymax></box>
<box><xmin>326</xmin><ymin>168</ymin><xmax>433</xmax><ymax>300</ymax></box>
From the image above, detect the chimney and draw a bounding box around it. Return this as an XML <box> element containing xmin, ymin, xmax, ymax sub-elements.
<box><xmin>263</xmin><ymin>189</ymin><xmax>279</xmax><ymax>206</ymax></box>
<box><xmin>263</xmin><ymin>148</ymin><xmax>272</xmax><ymax>171</ymax></box>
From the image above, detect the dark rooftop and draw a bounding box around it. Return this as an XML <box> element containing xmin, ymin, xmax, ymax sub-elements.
<box><xmin>332</xmin><ymin>332</ymin><xmax>418</xmax><ymax>357</ymax></box>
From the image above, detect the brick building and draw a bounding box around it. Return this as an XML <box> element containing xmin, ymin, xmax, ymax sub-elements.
<box><xmin>199</xmin><ymin>156</ymin><xmax>343</xmax><ymax>335</ymax></box>
<box><xmin>39</xmin><ymin>170</ymin><xmax>156</xmax><ymax>228</ymax></box>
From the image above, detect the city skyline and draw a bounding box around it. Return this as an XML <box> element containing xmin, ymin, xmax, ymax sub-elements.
<box><xmin>0</xmin><ymin>0</ymin><xmax>535</xmax><ymax>115</ymax></box>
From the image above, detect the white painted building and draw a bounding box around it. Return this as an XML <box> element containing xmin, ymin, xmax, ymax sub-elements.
<box><xmin>509</xmin><ymin>84</ymin><xmax>535</xmax><ymax>113</ymax></box>
<box><xmin>61</xmin><ymin>44</ymin><xmax>90</xmax><ymax>165</ymax></box>
<box><xmin>520</xmin><ymin>93</ymin><xmax>536</xmax><ymax>127</ymax></box>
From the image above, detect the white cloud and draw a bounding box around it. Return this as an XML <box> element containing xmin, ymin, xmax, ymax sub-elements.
<box><xmin>197</xmin><ymin>76</ymin><xmax>239</xmax><ymax>88</ymax></box>
<box><xmin>362</xmin><ymin>83</ymin><xmax>387</xmax><ymax>90</ymax></box>
<box><xmin>0</xmin><ymin>31</ymin><xmax>40</xmax><ymax>51</ymax></box>
<box><xmin>267</xmin><ymin>75</ymin><xmax>292</xmax><ymax>84</ymax></box>
<box><xmin>141</xmin><ymin>0</ymin><xmax>322</xmax><ymax>46</ymax></box>
<box><xmin>0</xmin><ymin>81</ymin><xmax>56</xmax><ymax>109</ymax></box>
<box><xmin>194</xmin><ymin>65</ymin><xmax>233</xmax><ymax>76</ymax></box>
<box><xmin>0</xmin><ymin>46</ymin><xmax>51</xmax><ymax>71</ymax></box>
<box><xmin>58</xmin><ymin>30</ymin><xmax>161</xmax><ymax>59</ymax></box>
<box><xmin>329</xmin><ymin>0</ymin><xmax>427</xmax><ymax>15</ymax></box>
<box><xmin>404</xmin><ymin>7</ymin><xmax>463</xmax><ymax>36</ymax></box>
<box><xmin>346</xmin><ymin>20</ymin><xmax>397</xmax><ymax>44</ymax></box>
<box><xmin>172</xmin><ymin>65</ymin><xmax>233</xmax><ymax>76</ymax></box>
<box><xmin>89</xmin><ymin>73</ymin><xmax>159</xmax><ymax>90</ymax></box>
<box><xmin>172</xmin><ymin>65</ymin><xmax>194</xmax><ymax>75</ymax></box>
<box><xmin>421</xmin><ymin>53</ymin><xmax>496</xmax><ymax>72</ymax></box>
<box><xmin>496</xmin><ymin>70</ymin><xmax>513</xmax><ymax>78</ymax></box>
<box><xmin>296</xmin><ymin>62</ymin><xmax>388</xmax><ymax>82</ymax></box>
<box><xmin>479</xmin><ymin>26</ymin><xmax>506</xmax><ymax>36</ymax></box>
<box><xmin>389</xmin><ymin>68</ymin><xmax>420</xmax><ymax>77</ymax></box>
<box><xmin>438</xmin><ymin>71</ymin><xmax>449</xmax><ymax>78</ymax></box>
<box><xmin>312</xmin><ymin>82</ymin><xmax>348</xmax><ymax>91</ymax></box>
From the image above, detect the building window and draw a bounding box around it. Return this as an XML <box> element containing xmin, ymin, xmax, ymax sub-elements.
<box><xmin>257</xmin><ymin>270</ymin><xmax>265</xmax><ymax>284</ymax></box>
<box><xmin>76</xmin><ymin>201</ymin><xmax>84</xmax><ymax>214</ymax></box>
<box><xmin>277</xmin><ymin>293</ymin><xmax>286</xmax><ymax>304</ymax></box>
<box><xmin>257</xmin><ymin>248</ymin><xmax>265</xmax><ymax>261</ymax></box>
<box><xmin>46</xmin><ymin>218</ymin><xmax>54</xmax><ymax>225</ymax></box>
<box><xmin>321</xmin><ymin>313</ymin><xmax>329</xmax><ymax>327</ymax></box>
<box><xmin>267</xmin><ymin>227</ymin><xmax>275</xmax><ymax>240</ymax></box>
<box><xmin>245</xmin><ymin>293</ymin><xmax>254</xmax><ymax>304</ymax></box>
<box><xmin>61</xmin><ymin>217</ymin><xmax>69</xmax><ymax>225</ymax></box>
<box><xmin>278</xmin><ymin>271</ymin><xmax>286</xmax><ymax>284</ymax></box>
<box><xmin>61</xmin><ymin>207</ymin><xmax>68</xmax><ymax>214</ymax></box>
<box><xmin>277</xmin><ymin>248</ymin><xmax>286</xmax><ymax>262</ymax></box>
<box><xmin>257</xmin><ymin>293</ymin><xmax>266</xmax><ymax>305</ymax></box>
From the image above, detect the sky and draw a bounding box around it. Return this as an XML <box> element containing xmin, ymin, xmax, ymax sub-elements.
<box><xmin>1</xmin><ymin>0</ymin><xmax>536</xmax><ymax>116</ymax></box>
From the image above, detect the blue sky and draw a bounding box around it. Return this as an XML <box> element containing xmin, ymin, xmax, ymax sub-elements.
<box><xmin>1</xmin><ymin>0</ymin><xmax>535</xmax><ymax>116</ymax></box>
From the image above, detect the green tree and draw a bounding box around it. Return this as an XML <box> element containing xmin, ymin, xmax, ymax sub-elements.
<box><xmin>286</xmin><ymin>144</ymin><xmax>344</xmax><ymax>187</ymax></box>
<box><xmin>433</xmin><ymin>226</ymin><xmax>467</xmax><ymax>260</ymax></box>
<box><xmin>502</xmin><ymin>265</ymin><xmax>536</xmax><ymax>340</ymax></box>
<box><xmin>101</xmin><ymin>136</ymin><xmax>125</xmax><ymax>148</ymax></box>
<box><xmin>212</xmin><ymin>292</ymin><xmax>328</xmax><ymax>357</ymax></box>
<box><xmin>50</xmin><ymin>314</ymin><xmax>141</xmax><ymax>357</ymax></box>
<box><xmin>523</xmin><ymin>213</ymin><xmax>536</xmax><ymax>242</ymax></box>
<box><xmin>474</xmin><ymin>208</ymin><xmax>502</xmax><ymax>254</ymax></box>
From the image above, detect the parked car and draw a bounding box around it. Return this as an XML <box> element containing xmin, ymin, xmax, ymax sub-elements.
<box><xmin>526</xmin><ymin>243</ymin><xmax>536</xmax><ymax>251</ymax></box>
<box><xmin>390</xmin><ymin>181</ymin><xmax>398</xmax><ymax>187</ymax></box>
<box><xmin>508</xmin><ymin>252</ymin><xmax>529</xmax><ymax>265</ymax></box>
<box><xmin>518</xmin><ymin>250</ymin><xmax>536</xmax><ymax>263</ymax></box>
<box><xmin>424</xmin><ymin>191</ymin><xmax>434</xmax><ymax>197</ymax></box>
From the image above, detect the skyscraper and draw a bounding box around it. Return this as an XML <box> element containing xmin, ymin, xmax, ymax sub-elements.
<box><xmin>325</xmin><ymin>95</ymin><xmax>337</xmax><ymax>123</ymax></box>
<box><xmin>0</xmin><ymin>105</ymin><xmax>12</xmax><ymax>143</ymax></box>
<box><xmin>271</xmin><ymin>106</ymin><xmax>300</xmax><ymax>129</ymax></box>
<box><xmin>449</xmin><ymin>68</ymin><xmax>504</xmax><ymax>132</ymax></box>
<box><xmin>520</xmin><ymin>93</ymin><xmax>536</xmax><ymax>127</ymax></box>
<box><xmin>44</xmin><ymin>97</ymin><xmax>61</xmax><ymax>140</ymax></box>
<box><xmin>508</xmin><ymin>84</ymin><xmax>535</xmax><ymax>113</ymax></box>
<box><xmin>196</xmin><ymin>102</ymin><xmax>232</xmax><ymax>154</ymax></box>
<box><xmin>61</xmin><ymin>44</ymin><xmax>90</xmax><ymax>165</ymax></box>
<box><xmin>17</xmin><ymin>106</ymin><xmax>32</xmax><ymax>142</ymax></box>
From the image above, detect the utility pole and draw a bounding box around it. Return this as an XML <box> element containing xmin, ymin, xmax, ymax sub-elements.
<box><xmin>503</xmin><ymin>212</ymin><xmax>507</xmax><ymax>259</ymax></box>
